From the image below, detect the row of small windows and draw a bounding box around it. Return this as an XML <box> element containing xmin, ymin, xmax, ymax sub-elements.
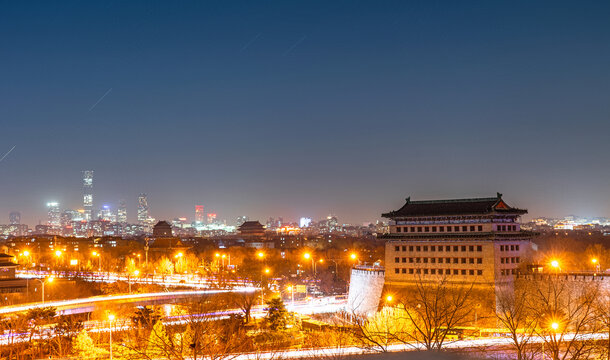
<box><xmin>396</xmin><ymin>225</ymin><xmax>483</xmax><ymax>233</ymax></box>
<box><xmin>395</xmin><ymin>257</ymin><xmax>483</xmax><ymax>264</ymax></box>
<box><xmin>394</xmin><ymin>245</ymin><xmax>483</xmax><ymax>252</ymax></box>
<box><xmin>500</xmin><ymin>245</ymin><xmax>520</xmax><ymax>251</ymax></box>
<box><xmin>394</xmin><ymin>268</ymin><xmax>483</xmax><ymax>276</ymax></box>
<box><xmin>500</xmin><ymin>269</ymin><xmax>517</xmax><ymax>276</ymax></box>
<box><xmin>395</xmin><ymin>225</ymin><xmax>518</xmax><ymax>233</ymax></box>
<box><xmin>500</xmin><ymin>257</ymin><xmax>520</xmax><ymax>264</ymax></box>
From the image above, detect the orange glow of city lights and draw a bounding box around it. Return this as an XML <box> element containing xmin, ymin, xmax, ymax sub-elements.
<box><xmin>70</xmin><ymin>259</ymin><xmax>78</xmax><ymax>266</ymax></box>
<box><xmin>303</xmin><ymin>253</ymin><xmax>311</xmax><ymax>260</ymax></box>
<box><xmin>215</xmin><ymin>253</ymin><xmax>220</xmax><ymax>258</ymax></box>
<box><xmin>47</xmin><ymin>276</ymin><xmax>54</xmax><ymax>283</ymax></box>
<box><xmin>386</xmin><ymin>295</ymin><xmax>393</xmax><ymax>302</ymax></box>
<box><xmin>134</xmin><ymin>270</ymin><xmax>140</xmax><ymax>276</ymax></box>
<box><xmin>257</xmin><ymin>251</ymin><xmax>265</xmax><ymax>258</ymax></box>
<box><xmin>592</xmin><ymin>258</ymin><xmax>598</xmax><ymax>264</ymax></box>
<box><xmin>550</xmin><ymin>260</ymin><xmax>560</xmax><ymax>268</ymax></box>
<box><xmin>175</xmin><ymin>252</ymin><xmax>183</xmax><ymax>258</ymax></box>
<box><xmin>551</xmin><ymin>322</ymin><xmax>559</xmax><ymax>331</ymax></box>
<box><xmin>55</xmin><ymin>250</ymin><xmax>62</xmax><ymax>257</ymax></box>
<box><xmin>108</xmin><ymin>313</ymin><xmax>115</xmax><ymax>321</ymax></box>
<box><xmin>350</xmin><ymin>253</ymin><xmax>357</xmax><ymax>260</ymax></box>
<box><xmin>22</xmin><ymin>250</ymin><xmax>30</xmax><ymax>257</ymax></box>
<box><xmin>264</xmin><ymin>268</ymin><xmax>270</xmax><ymax>274</ymax></box>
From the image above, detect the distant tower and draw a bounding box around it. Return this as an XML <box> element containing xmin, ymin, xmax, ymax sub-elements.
<box><xmin>9</xmin><ymin>211</ymin><xmax>21</xmax><ymax>225</ymax></box>
<box><xmin>83</xmin><ymin>170</ymin><xmax>94</xmax><ymax>221</ymax></box>
<box><xmin>47</xmin><ymin>202</ymin><xmax>60</xmax><ymax>228</ymax></box>
<box><xmin>195</xmin><ymin>205</ymin><xmax>204</xmax><ymax>223</ymax></box>
<box><xmin>137</xmin><ymin>194</ymin><xmax>149</xmax><ymax>224</ymax></box>
<box><xmin>207</xmin><ymin>213</ymin><xmax>216</xmax><ymax>224</ymax></box>
<box><xmin>117</xmin><ymin>200</ymin><xmax>127</xmax><ymax>223</ymax></box>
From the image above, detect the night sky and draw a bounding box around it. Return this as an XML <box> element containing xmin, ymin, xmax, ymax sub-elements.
<box><xmin>1</xmin><ymin>1</ymin><xmax>610</xmax><ymax>225</ymax></box>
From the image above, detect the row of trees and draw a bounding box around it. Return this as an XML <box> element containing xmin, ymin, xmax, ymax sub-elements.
<box><xmin>351</xmin><ymin>276</ymin><xmax>610</xmax><ymax>360</ymax></box>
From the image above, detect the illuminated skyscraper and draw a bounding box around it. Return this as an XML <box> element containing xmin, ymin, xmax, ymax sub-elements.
<box><xmin>137</xmin><ymin>194</ymin><xmax>149</xmax><ymax>224</ymax></box>
<box><xmin>207</xmin><ymin>213</ymin><xmax>216</xmax><ymax>224</ymax></box>
<box><xmin>9</xmin><ymin>211</ymin><xmax>20</xmax><ymax>225</ymax></box>
<box><xmin>195</xmin><ymin>205</ymin><xmax>204</xmax><ymax>223</ymax></box>
<box><xmin>117</xmin><ymin>200</ymin><xmax>127</xmax><ymax>223</ymax></box>
<box><xmin>47</xmin><ymin>202</ymin><xmax>60</xmax><ymax>228</ymax></box>
<box><xmin>83</xmin><ymin>170</ymin><xmax>94</xmax><ymax>220</ymax></box>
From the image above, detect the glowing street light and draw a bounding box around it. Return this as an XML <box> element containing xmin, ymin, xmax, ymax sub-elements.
<box><xmin>22</xmin><ymin>250</ymin><xmax>30</xmax><ymax>257</ymax></box>
<box><xmin>92</xmin><ymin>251</ymin><xmax>101</xmax><ymax>271</ymax></box>
<box><xmin>551</xmin><ymin>322</ymin><xmax>559</xmax><ymax>331</ymax></box>
<box><xmin>261</xmin><ymin>268</ymin><xmax>271</xmax><ymax>306</ymax></box>
<box><xmin>591</xmin><ymin>258</ymin><xmax>600</xmax><ymax>272</ymax></box>
<box><xmin>70</xmin><ymin>259</ymin><xmax>78</xmax><ymax>266</ymax></box>
<box><xmin>108</xmin><ymin>313</ymin><xmax>115</xmax><ymax>360</ymax></box>
<box><xmin>55</xmin><ymin>250</ymin><xmax>62</xmax><ymax>257</ymax></box>
<box><xmin>257</xmin><ymin>251</ymin><xmax>265</xmax><ymax>259</ymax></box>
<box><xmin>385</xmin><ymin>295</ymin><xmax>393</xmax><ymax>303</ymax></box>
<box><xmin>350</xmin><ymin>253</ymin><xmax>357</xmax><ymax>260</ymax></box>
<box><xmin>550</xmin><ymin>260</ymin><xmax>560</xmax><ymax>272</ymax></box>
<box><xmin>36</xmin><ymin>276</ymin><xmax>54</xmax><ymax>304</ymax></box>
<box><xmin>303</xmin><ymin>252</ymin><xmax>317</xmax><ymax>275</ymax></box>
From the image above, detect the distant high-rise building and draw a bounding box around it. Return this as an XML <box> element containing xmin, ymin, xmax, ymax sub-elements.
<box><xmin>99</xmin><ymin>205</ymin><xmax>115</xmax><ymax>222</ymax></box>
<box><xmin>117</xmin><ymin>200</ymin><xmax>127</xmax><ymax>223</ymax></box>
<box><xmin>83</xmin><ymin>170</ymin><xmax>94</xmax><ymax>220</ymax></box>
<box><xmin>47</xmin><ymin>202</ymin><xmax>60</xmax><ymax>228</ymax></box>
<box><xmin>207</xmin><ymin>213</ymin><xmax>217</xmax><ymax>224</ymax></box>
<box><xmin>137</xmin><ymin>194</ymin><xmax>149</xmax><ymax>224</ymax></box>
<box><xmin>236</xmin><ymin>215</ymin><xmax>249</xmax><ymax>226</ymax></box>
<box><xmin>299</xmin><ymin>217</ymin><xmax>312</xmax><ymax>228</ymax></box>
<box><xmin>9</xmin><ymin>212</ymin><xmax>20</xmax><ymax>225</ymax></box>
<box><xmin>195</xmin><ymin>205</ymin><xmax>204</xmax><ymax>222</ymax></box>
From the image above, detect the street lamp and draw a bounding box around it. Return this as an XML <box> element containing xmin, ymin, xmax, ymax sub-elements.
<box><xmin>129</xmin><ymin>270</ymin><xmax>140</xmax><ymax>294</ymax></box>
<box><xmin>55</xmin><ymin>250</ymin><xmax>62</xmax><ymax>257</ymax></box>
<box><xmin>108</xmin><ymin>313</ymin><xmax>115</xmax><ymax>360</ymax></box>
<box><xmin>303</xmin><ymin>253</ymin><xmax>316</xmax><ymax>275</ymax></box>
<box><xmin>257</xmin><ymin>251</ymin><xmax>265</xmax><ymax>259</ymax></box>
<box><xmin>36</xmin><ymin>276</ymin><xmax>54</xmax><ymax>304</ymax></box>
<box><xmin>591</xmin><ymin>258</ymin><xmax>601</xmax><ymax>272</ymax></box>
<box><xmin>550</xmin><ymin>260</ymin><xmax>560</xmax><ymax>272</ymax></box>
<box><xmin>92</xmin><ymin>251</ymin><xmax>101</xmax><ymax>272</ymax></box>
<box><xmin>385</xmin><ymin>294</ymin><xmax>393</xmax><ymax>303</ymax></box>
<box><xmin>287</xmin><ymin>285</ymin><xmax>294</xmax><ymax>306</ymax></box>
<box><xmin>261</xmin><ymin>268</ymin><xmax>271</xmax><ymax>306</ymax></box>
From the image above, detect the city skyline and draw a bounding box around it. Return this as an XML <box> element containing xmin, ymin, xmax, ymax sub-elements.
<box><xmin>2</xmin><ymin>1</ymin><xmax>610</xmax><ymax>224</ymax></box>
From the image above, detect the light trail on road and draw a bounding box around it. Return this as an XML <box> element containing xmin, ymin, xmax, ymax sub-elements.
<box><xmin>0</xmin><ymin>287</ymin><xmax>258</xmax><ymax>315</ymax></box>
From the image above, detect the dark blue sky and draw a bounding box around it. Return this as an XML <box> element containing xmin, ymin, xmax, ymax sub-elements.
<box><xmin>1</xmin><ymin>1</ymin><xmax>610</xmax><ymax>225</ymax></box>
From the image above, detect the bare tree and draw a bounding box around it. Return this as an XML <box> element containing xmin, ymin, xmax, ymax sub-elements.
<box><xmin>397</xmin><ymin>276</ymin><xmax>477</xmax><ymax>350</ymax></box>
<box><xmin>351</xmin><ymin>306</ymin><xmax>413</xmax><ymax>352</ymax></box>
<box><xmin>495</xmin><ymin>280</ymin><xmax>540</xmax><ymax>360</ymax></box>
<box><xmin>528</xmin><ymin>276</ymin><xmax>600</xmax><ymax>360</ymax></box>
<box><xmin>593</xmin><ymin>287</ymin><xmax>610</xmax><ymax>360</ymax></box>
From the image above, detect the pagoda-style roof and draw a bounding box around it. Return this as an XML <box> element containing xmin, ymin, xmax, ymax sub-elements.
<box><xmin>382</xmin><ymin>193</ymin><xmax>527</xmax><ymax>218</ymax></box>
<box><xmin>238</xmin><ymin>221</ymin><xmax>265</xmax><ymax>231</ymax></box>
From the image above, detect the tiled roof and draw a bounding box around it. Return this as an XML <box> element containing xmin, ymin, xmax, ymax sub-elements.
<box><xmin>383</xmin><ymin>193</ymin><xmax>527</xmax><ymax>218</ymax></box>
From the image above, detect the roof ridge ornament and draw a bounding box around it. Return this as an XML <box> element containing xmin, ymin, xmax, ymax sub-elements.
<box><xmin>497</xmin><ymin>192</ymin><xmax>503</xmax><ymax>198</ymax></box>
<box><xmin>405</xmin><ymin>197</ymin><xmax>411</xmax><ymax>203</ymax></box>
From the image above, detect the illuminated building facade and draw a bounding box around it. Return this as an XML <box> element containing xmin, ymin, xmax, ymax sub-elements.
<box><xmin>382</xmin><ymin>193</ymin><xmax>535</xmax><ymax>286</ymax></box>
<box><xmin>195</xmin><ymin>205</ymin><xmax>204</xmax><ymax>222</ymax></box>
<box><xmin>83</xmin><ymin>170</ymin><xmax>94</xmax><ymax>220</ymax></box>
<box><xmin>47</xmin><ymin>202</ymin><xmax>61</xmax><ymax>228</ymax></box>
<box><xmin>9</xmin><ymin>211</ymin><xmax>20</xmax><ymax>225</ymax></box>
<box><xmin>137</xmin><ymin>194</ymin><xmax>149</xmax><ymax>224</ymax></box>
<box><xmin>207</xmin><ymin>213</ymin><xmax>216</xmax><ymax>224</ymax></box>
<box><xmin>117</xmin><ymin>200</ymin><xmax>127</xmax><ymax>223</ymax></box>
